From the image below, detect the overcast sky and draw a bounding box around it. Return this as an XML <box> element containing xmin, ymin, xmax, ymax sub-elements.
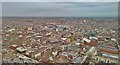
<box><xmin>1</xmin><ymin>0</ymin><xmax>119</xmax><ymax>2</ymax></box>
<box><xmin>2</xmin><ymin>2</ymin><xmax>118</xmax><ymax>17</ymax></box>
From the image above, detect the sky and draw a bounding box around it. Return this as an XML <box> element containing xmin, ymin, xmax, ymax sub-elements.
<box><xmin>1</xmin><ymin>0</ymin><xmax>120</xmax><ymax>2</ymax></box>
<box><xmin>2</xmin><ymin>2</ymin><xmax>118</xmax><ymax>17</ymax></box>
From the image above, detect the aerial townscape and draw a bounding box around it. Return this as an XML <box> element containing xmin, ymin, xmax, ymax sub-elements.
<box><xmin>1</xmin><ymin>17</ymin><xmax>119</xmax><ymax>65</ymax></box>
